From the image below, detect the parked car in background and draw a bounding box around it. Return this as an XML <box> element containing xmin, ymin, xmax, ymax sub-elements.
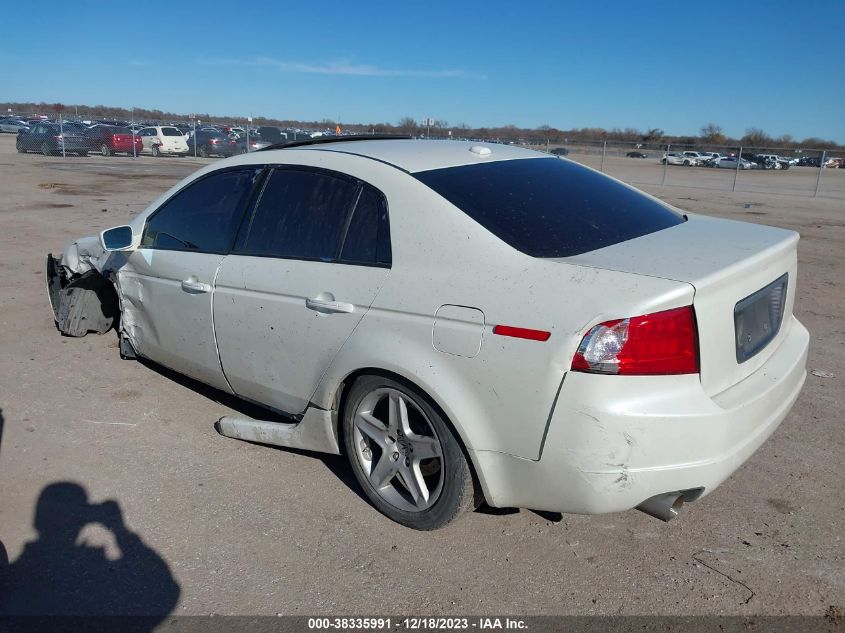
<box><xmin>756</xmin><ymin>154</ymin><xmax>791</xmax><ymax>170</ymax></box>
<box><xmin>626</xmin><ymin>151</ymin><xmax>648</xmax><ymax>158</ymax></box>
<box><xmin>137</xmin><ymin>126</ymin><xmax>189</xmax><ymax>157</ymax></box>
<box><xmin>823</xmin><ymin>157</ymin><xmax>843</xmax><ymax>168</ymax></box>
<box><xmin>661</xmin><ymin>152</ymin><xmax>694</xmax><ymax>166</ymax></box>
<box><xmin>87</xmin><ymin>125</ymin><xmax>143</xmax><ymax>156</ymax></box>
<box><xmin>550</xmin><ymin>147</ymin><xmax>569</xmax><ymax>156</ymax></box>
<box><xmin>46</xmin><ymin>137</ymin><xmax>809</xmax><ymax>530</ymax></box>
<box><xmin>0</xmin><ymin>118</ymin><xmax>31</xmax><ymax>134</ymax></box>
<box><xmin>234</xmin><ymin>134</ymin><xmax>273</xmax><ymax>154</ymax></box>
<box><xmin>257</xmin><ymin>125</ymin><xmax>286</xmax><ymax>144</ymax></box>
<box><xmin>713</xmin><ymin>156</ymin><xmax>754</xmax><ymax>169</ymax></box>
<box><xmin>16</xmin><ymin>122</ymin><xmax>90</xmax><ymax>156</ymax></box>
<box><xmin>697</xmin><ymin>152</ymin><xmax>723</xmax><ymax>166</ymax></box>
<box><xmin>187</xmin><ymin>130</ymin><xmax>238</xmax><ymax>158</ymax></box>
<box><xmin>681</xmin><ymin>151</ymin><xmax>707</xmax><ymax>165</ymax></box>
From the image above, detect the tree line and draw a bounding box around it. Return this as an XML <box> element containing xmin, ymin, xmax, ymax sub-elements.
<box><xmin>1</xmin><ymin>101</ymin><xmax>841</xmax><ymax>151</ymax></box>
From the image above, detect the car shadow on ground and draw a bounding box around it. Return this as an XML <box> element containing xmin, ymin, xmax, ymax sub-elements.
<box><xmin>137</xmin><ymin>360</ymin><xmax>565</xmax><ymax>523</ymax></box>
<box><xmin>137</xmin><ymin>359</ymin><xmax>372</xmax><ymax>506</ymax></box>
<box><xmin>0</xmin><ymin>409</ymin><xmax>180</xmax><ymax>625</ymax></box>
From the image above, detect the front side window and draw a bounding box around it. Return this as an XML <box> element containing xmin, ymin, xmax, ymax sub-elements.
<box><xmin>141</xmin><ymin>168</ymin><xmax>262</xmax><ymax>253</ymax></box>
<box><xmin>235</xmin><ymin>168</ymin><xmax>359</xmax><ymax>261</ymax></box>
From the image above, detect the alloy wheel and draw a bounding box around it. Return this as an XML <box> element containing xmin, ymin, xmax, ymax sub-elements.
<box><xmin>351</xmin><ymin>387</ymin><xmax>445</xmax><ymax>512</ymax></box>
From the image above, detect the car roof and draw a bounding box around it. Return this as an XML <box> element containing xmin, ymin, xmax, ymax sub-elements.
<box><xmin>257</xmin><ymin>139</ymin><xmax>550</xmax><ymax>173</ymax></box>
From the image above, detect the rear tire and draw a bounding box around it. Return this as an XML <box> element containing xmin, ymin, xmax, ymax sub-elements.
<box><xmin>41</xmin><ymin>142</ymin><xmax>51</xmax><ymax>156</ymax></box>
<box><xmin>342</xmin><ymin>375</ymin><xmax>477</xmax><ymax>530</ymax></box>
<box><xmin>151</xmin><ymin>145</ymin><xmax>161</xmax><ymax>157</ymax></box>
<box><xmin>101</xmin><ymin>144</ymin><xmax>112</xmax><ymax>157</ymax></box>
<box><xmin>199</xmin><ymin>145</ymin><xmax>209</xmax><ymax>158</ymax></box>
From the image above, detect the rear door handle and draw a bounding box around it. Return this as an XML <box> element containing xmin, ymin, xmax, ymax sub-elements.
<box><xmin>181</xmin><ymin>278</ymin><xmax>212</xmax><ymax>294</ymax></box>
<box><xmin>305</xmin><ymin>297</ymin><xmax>354</xmax><ymax>314</ymax></box>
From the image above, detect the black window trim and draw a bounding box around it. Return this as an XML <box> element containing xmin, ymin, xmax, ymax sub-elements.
<box><xmin>230</xmin><ymin>164</ymin><xmax>392</xmax><ymax>269</ymax></box>
<box><xmin>140</xmin><ymin>165</ymin><xmax>269</xmax><ymax>256</ymax></box>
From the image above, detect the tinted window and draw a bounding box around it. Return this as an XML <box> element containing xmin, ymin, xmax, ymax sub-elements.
<box><xmin>141</xmin><ymin>168</ymin><xmax>261</xmax><ymax>253</ymax></box>
<box><xmin>236</xmin><ymin>169</ymin><xmax>359</xmax><ymax>260</ymax></box>
<box><xmin>340</xmin><ymin>186</ymin><xmax>391</xmax><ymax>266</ymax></box>
<box><xmin>161</xmin><ymin>127</ymin><xmax>182</xmax><ymax>136</ymax></box>
<box><xmin>415</xmin><ymin>157</ymin><xmax>685</xmax><ymax>258</ymax></box>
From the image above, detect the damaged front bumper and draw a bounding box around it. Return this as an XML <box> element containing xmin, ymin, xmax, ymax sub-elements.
<box><xmin>46</xmin><ymin>236</ymin><xmax>120</xmax><ymax>337</ymax></box>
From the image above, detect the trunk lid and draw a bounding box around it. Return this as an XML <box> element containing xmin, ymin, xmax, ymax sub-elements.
<box><xmin>559</xmin><ymin>214</ymin><xmax>799</xmax><ymax>397</ymax></box>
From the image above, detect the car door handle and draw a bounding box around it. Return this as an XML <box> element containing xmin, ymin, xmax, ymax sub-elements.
<box><xmin>305</xmin><ymin>297</ymin><xmax>354</xmax><ymax>314</ymax></box>
<box><xmin>181</xmin><ymin>278</ymin><xmax>212</xmax><ymax>294</ymax></box>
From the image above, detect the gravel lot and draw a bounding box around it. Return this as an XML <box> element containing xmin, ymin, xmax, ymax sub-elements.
<box><xmin>0</xmin><ymin>133</ymin><xmax>842</xmax><ymax>617</ymax></box>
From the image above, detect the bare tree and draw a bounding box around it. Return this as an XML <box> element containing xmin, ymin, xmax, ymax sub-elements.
<box><xmin>742</xmin><ymin>127</ymin><xmax>772</xmax><ymax>147</ymax></box>
<box><xmin>700</xmin><ymin>123</ymin><xmax>726</xmax><ymax>144</ymax></box>
<box><xmin>398</xmin><ymin>117</ymin><xmax>417</xmax><ymax>135</ymax></box>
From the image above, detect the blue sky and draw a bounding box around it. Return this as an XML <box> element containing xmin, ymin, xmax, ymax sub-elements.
<box><xmin>1</xmin><ymin>1</ymin><xmax>843</xmax><ymax>141</ymax></box>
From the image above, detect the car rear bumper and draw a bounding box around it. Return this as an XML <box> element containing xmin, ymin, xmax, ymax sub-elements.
<box><xmin>111</xmin><ymin>142</ymin><xmax>142</xmax><ymax>153</ymax></box>
<box><xmin>472</xmin><ymin>315</ymin><xmax>809</xmax><ymax>515</ymax></box>
<box><xmin>156</xmin><ymin>145</ymin><xmax>188</xmax><ymax>154</ymax></box>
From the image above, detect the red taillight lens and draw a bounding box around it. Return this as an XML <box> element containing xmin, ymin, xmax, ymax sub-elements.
<box><xmin>571</xmin><ymin>306</ymin><xmax>698</xmax><ymax>375</ymax></box>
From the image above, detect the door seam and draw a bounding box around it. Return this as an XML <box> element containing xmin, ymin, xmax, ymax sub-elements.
<box><xmin>211</xmin><ymin>259</ymin><xmax>236</xmax><ymax>395</ymax></box>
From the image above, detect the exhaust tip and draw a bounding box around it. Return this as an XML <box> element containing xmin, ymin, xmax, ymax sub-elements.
<box><xmin>636</xmin><ymin>487</ymin><xmax>704</xmax><ymax>522</ymax></box>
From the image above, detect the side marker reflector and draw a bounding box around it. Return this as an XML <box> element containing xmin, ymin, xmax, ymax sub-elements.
<box><xmin>492</xmin><ymin>325</ymin><xmax>551</xmax><ymax>342</ymax></box>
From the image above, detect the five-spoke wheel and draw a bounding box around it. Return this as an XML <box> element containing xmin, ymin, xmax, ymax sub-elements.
<box><xmin>343</xmin><ymin>375</ymin><xmax>477</xmax><ymax>529</ymax></box>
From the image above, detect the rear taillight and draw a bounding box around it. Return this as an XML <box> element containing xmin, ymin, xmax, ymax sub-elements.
<box><xmin>571</xmin><ymin>306</ymin><xmax>698</xmax><ymax>375</ymax></box>
<box><xmin>210</xmin><ymin>138</ymin><xmax>219</xmax><ymax>144</ymax></box>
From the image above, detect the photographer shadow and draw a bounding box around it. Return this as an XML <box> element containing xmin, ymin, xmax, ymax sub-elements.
<box><xmin>0</xmin><ymin>480</ymin><xmax>180</xmax><ymax>622</ymax></box>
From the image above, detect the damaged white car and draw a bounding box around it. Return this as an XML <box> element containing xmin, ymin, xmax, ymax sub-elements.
<box><xmin>47</xmin><ymin>137</ymin><xmax>809</xmax><ymax>530</ymax></box>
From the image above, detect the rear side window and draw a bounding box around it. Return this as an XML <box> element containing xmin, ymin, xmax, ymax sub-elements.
<box><xmin>340</xmin><ymin>186</ymin><xmax>391</xmax><ymax>266</ymax></box>
<box><xmin>415</xmin><ymin>157</ymin><xmax>684</xmax><ymax>258</ymax></box>
<box><xmin>235</xmin><ymin>169</ymin><xmax>359</xmax><ymax>261</ymax></box>
<box><xmin>161</xmin><ymin>127</ymin><xmax>182</xmax><ymax>136</ymax></box>
<box><xmin>141</xmin><ymin>168</ymin><xmax>262</xmax><ymax>253</ymax></box>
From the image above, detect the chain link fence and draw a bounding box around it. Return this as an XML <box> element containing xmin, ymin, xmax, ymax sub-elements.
<box><xmin>526</xmin><ymin>139</ymin><xmax>843</xmax><ymax>199</ymax></box>
<box><xmin>2</xmin><ymin>106</ymin><xmax>843</xmax><ymax>200</ymax></box>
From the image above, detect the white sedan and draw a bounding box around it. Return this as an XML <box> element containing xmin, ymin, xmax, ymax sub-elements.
<box><xmin>714</xmin><ymin>156</ymin><xmax>755</xmax><ymax>169</ymax></box>
<box><xmin>47</xmin><ymin>138</ymin><xmax>809</xmax><ymax>530</ymax></box>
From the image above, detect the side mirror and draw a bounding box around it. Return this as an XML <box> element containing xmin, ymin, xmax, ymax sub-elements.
<box><xmin>100</xmin><ymin>225</ymin><xmax>134</xmax><ymax>252</ymax></box>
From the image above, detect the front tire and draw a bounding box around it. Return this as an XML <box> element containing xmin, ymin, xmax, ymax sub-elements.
<box><xmin>199</xmin><ymin>145</ymin><xmax>209</xmax><ymax>158</ymax></box>
<box><xmin>151</xmin><ymin>145</ymin><xmax>161</xmax><ymax>157</ymax></box>
<box><xmin>41</xmin><ymin>142</ymin><xmax>52</xmax><ymax>156</ymax></box>
<box><xmin>342</xmin><ymin>375</ymin><xmax>477</xmax><ymax>530</ymax></box>
<box><xmin>101</xmin><ymin>144</ymin><xmax>112</xmax><ymax>157</ymax></box>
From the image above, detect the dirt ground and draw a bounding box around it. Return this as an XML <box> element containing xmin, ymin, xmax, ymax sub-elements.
<box><xmin>0</xmin><ymin>133</ymin><xmax>842</xmax><ymax>617</ymax></box>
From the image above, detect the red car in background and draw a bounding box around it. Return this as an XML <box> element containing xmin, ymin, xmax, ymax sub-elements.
<box><xmin>87</xmin><ymin>125</ymin><xmax>143</xmax><ymax>156</ymax></box>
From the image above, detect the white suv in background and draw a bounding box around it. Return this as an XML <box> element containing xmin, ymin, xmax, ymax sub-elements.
<box><xmin>137</xmin><ymin>126</ymin><xmax>189</xmax><ymax>157</ymax></box>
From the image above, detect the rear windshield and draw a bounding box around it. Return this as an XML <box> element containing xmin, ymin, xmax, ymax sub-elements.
<box><xmin>415</xmin><ymin>157</ymin><xmax>684</xmax><ymax>258</ymax></box>
<box><xmin>161</xmin><ymin>127</ymin><xmax>183</xmax><ymax>136</ymax></box>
